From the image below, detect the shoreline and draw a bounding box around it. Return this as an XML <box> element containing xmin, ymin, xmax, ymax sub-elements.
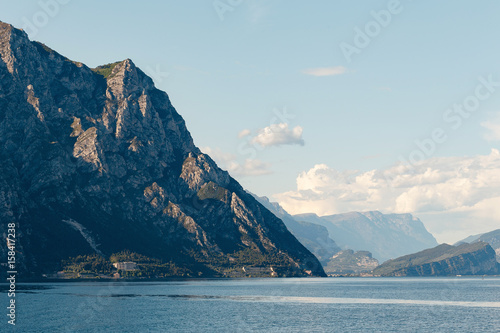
<box><xmin>2</xmin><ymin>274</ymin><xmax>500</xmax><ymax>284</ymax></box>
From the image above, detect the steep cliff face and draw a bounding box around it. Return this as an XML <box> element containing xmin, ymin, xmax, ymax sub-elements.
<box><xmin>0</xmin><ymin>21</ymin><xmax>325</xmax><ymax>277</ymax></box>
<box><xmin>373</xmin><ymin>242</ymin><xmax>500</xmax><ymax>276</ymax></box>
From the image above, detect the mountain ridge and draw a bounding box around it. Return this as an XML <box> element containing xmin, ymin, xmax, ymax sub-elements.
<box><xmin>373</xmin><ymin>241</ymin><xmax>500</xmax><ymax>276</ymax></box>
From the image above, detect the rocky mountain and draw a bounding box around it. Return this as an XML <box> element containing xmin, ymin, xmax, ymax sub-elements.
<box><xmin>294</xmin><ymin>211</ymin><xmax>438</xmax><ymax>262</ymax></box>
<box><xmin>456</xmin><ymin>229</ymin><xmax>500</xmax><ymax>262</ymax></box>
<box><xmin>252</xmin><ymin>195</ymin><xmax>340</xmax><ymax>265</ymax></box>
<box><xmin>0</xmin><ymin>21</ymin><xmax>325</xmax><ymax>278</ymax></box>
<box><xmin>373</xmin><ymin>242</ymin><xmax>500</xmax><ymax>276</ymax></box>
<box><xmin>324</xmin><ymin>250</ymin><xmax>378</xmax><ymax>275</ymax></box>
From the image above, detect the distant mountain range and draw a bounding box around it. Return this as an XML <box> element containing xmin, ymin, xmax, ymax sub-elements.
<box><xmin>253</xmin><ymin>195</ymin><xmax>441</xmax><ymax>270</ymax></box>
<box><xmin>0</xmin><ymin>21</ymin><xmax>324</xmax><ymax>279</ymax></box>
<box><xmin>252</xmin><ymin>195</ymin><xmax>340</xmax><ymax>265</ymax></box>
<box><xmin>294</xmin><ymin>211</ymin><xmax>438</xmax><ymax>262</ymax></box>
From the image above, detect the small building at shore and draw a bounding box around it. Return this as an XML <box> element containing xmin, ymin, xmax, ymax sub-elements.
<box><xmin>113</xmin><ymin>262</ymin><xmax>138</xmax><ymax>271</ymax></box>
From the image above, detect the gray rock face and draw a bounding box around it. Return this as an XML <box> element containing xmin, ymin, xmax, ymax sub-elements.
<box><xmin>295</xmin><ymin>211</ymin><xmax>438</xmax><ymax>262</ymax></box>
<box><xmin>0</xmin><ymin>21</ymin><xmax>324</xmax><ymax>277</ymax></box>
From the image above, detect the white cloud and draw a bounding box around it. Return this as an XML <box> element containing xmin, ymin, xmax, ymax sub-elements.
<box><xmin>481</xmin><ymin>113</ymin><xmax>500</xmax><ymax>141</ymax></box>
<box><xmin>274</xmin><ymin>149</ymin><xmax>500</xmax><ymax>243</ymax></box>
<box><xmin>302</xmin><ymin>66</ymin><xmax>347</xmax><ymax>77</ymax></box>
<box><xmin>201</xmin><ymin>146</ymin><xmax>271</xmax><ymax>177</ymax></box>
<box><xmin>418</xmin><ymin>197</ymin><xmax>500</xmax><ymax>244</ymax></box>
<box><xmin>251</xmin><ymin>123</ymin><xmax>304</xmax><ymax>147</ymax></box>
<box><xmin>238</xmin><ymin>129</ymin><xmax>251</xmax><ymax>138</ymax></box>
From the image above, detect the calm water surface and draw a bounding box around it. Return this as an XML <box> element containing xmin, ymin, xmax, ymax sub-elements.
<box><xmin>2</xmin><ymin>277</ymin><xmax>500</xmax><ymax>332</ymax></box>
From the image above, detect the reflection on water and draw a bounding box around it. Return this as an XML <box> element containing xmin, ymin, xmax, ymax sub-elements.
<box><xmin>134</xmin><ymin>294</ymin><xmax>500</xmax><ymax>308</ymax></box>
<box><xmin>35</xmin><ymin>291</ymin><xmax>500</xmax><ymax>308</ymax></box>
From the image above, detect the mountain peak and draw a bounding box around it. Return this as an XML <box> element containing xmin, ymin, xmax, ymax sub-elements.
<box><xmin>0</xmin><ymin>21</ymin><xmax>32</xmax><ymax>74</ymax></box>
<box><xmin>0</xmin><ymin>20</ymin><xmax>30</xmax><ymax>45</ymax></box>
<box><xmin>93</xmin><ymin>58</ymin><xmax>154</xmax><ymax>100</ymax></box>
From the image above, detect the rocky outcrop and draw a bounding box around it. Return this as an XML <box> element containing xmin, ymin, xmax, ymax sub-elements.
<box><xmin>295</xmin><ymin>211</ymin><xmax>438</xmax><ymax>262</ymax></box>
<box><xmin>373</xmin><ymin>242</ymin><xmax>500</xmax><ymax>276</ymax></box>
<box><xmin>324</xmin><ymin>250</ymin><xmax>379</xmax><ymax>275</ymax></box>
<box><xmin>0</xmin><ymin>21</ymin><xmax>325</xmax><ymax>278</ymax></box>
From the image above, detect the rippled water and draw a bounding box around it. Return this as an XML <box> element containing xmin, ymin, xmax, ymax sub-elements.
<box><xmin>2</xmin><ymin>277</ymin><xmax>500</xmax><ymax>332</ymax></box>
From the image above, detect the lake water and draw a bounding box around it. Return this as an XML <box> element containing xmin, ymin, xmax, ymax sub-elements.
<box><xmin>2</xmin><ymin>277</ymin><xmax>500</xmax><ymax>332</ymax></box>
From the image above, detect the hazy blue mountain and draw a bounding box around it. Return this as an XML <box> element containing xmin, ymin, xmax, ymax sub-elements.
<box><xmin>0</xmin><ymin>21</ymin><xmax>325</xmax><ymax>278</ymax></box>
<box><xmin>252</xmin><ymin>194</ymin><xmax>340</xmax><ymax>265</ymax></box>
<box><xmin>457</xmin><ymin>229</ymin><xmax>500</xmax><ymax>262</ymax></box>
<box><xmin>454</xmin><ymin>233</ymin><xmax>484</xmax><ymax>245</ymax></box>
<box><xmin>373</xmin><ymin>242</ymin><xmax>500</xmax><ymax>276</ymax></box>
<box><xmin>294</xmin><ymin>211</ymin><xmax>438</xmax><ymax>262</ymax></box>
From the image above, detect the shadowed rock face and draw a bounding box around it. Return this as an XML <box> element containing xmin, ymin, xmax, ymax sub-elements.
<box><xmin>0</xmin><ymin>21</ymin><xmax>325</xmax><ymax>278</ymax></box>
<box><xmin>373</xmin><ymin>242</ymin><xmax>500</xmax><ymax>277</ymax></box>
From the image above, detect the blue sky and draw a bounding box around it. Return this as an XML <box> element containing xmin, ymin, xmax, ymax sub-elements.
<box><xmin>2</xmin><ymin>0</ymin><xmax>500</xmax><ymax>242</ymax></box>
